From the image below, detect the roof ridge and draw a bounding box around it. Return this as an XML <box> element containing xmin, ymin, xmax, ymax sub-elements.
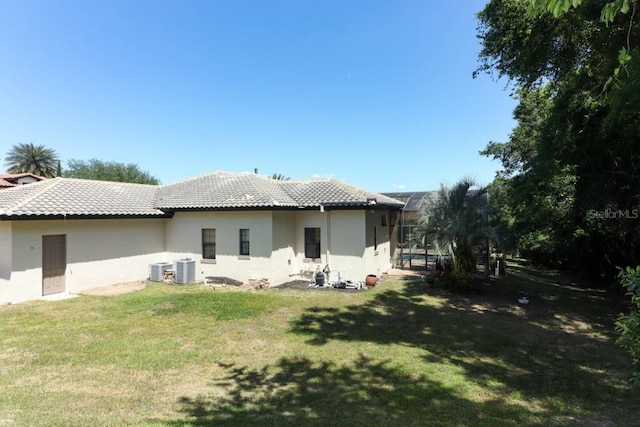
<box><xmin>158</xmin><ymin>171</ymin><xmax>215</xmax><ymax>188</ymax></box>
<box><xmin>251</xmin><ymin>174</ymin><xmax>297</xmax><ymax>206</ymax></box>
<box><xmin>58</xmin><ymin>177</ymin><xmax>157</xmax><ymax>187</ymax></box>
<box><xmin>158</xmin><ymin>170</ymin><xmax>255</xmax><ymax>188</ymax></box>
<box><xmin>282</xmin><ymin>177</ymin><xmax>332</xmax><ymax>183</ymax></box>
<box><xmin>249</xmin><ymin>174</ymin><xmax>280</xmax><ymax>205</ymax></box>
<box><xmin>331</xmin><ymin>179</ymin><xmax>373</xmax><ymax>197</ymax></box>
<box><xmin>1</xmin><ymin>178</ymin><xmax>58</xmax><ymax>214</ymax></box>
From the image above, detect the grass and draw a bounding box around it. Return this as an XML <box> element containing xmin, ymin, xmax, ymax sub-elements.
<box><xmin>1</xmin><ymin>266</ymin><xmax>638</xmax><ymax>426</ymax></box>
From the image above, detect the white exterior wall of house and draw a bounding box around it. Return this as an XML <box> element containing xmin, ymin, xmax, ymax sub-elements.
<box><xmin>2</xmin><ymin>218</ymin><xmax>167</xmax><ymax>304</ymax></box>
<box><xmin>291</xmin><ymin>209</ymin><xmax>393</xmax><ymax>283</ymax></box>
<box><xmin>1</xmin><ymin>206</ymin><xmax>399</xmax><ymax>303</ymax></box>
<box><xmin>162</xmin><ymin>209</ymin><xmax>392</xmax><ymax>287</ymax></box>
<box><xmin>0</xmin><ymin>222</ymin><xmax>12</xmax><ymax>303</ymax></box>
<box><xmin>164</xmin><ymin>211</ymin><xmax>274</xmax><ymax>285</ymax></box>
<box><xmin>271</xmin><ymin>211</ymin><xmax>297</xmax><ymax>284</ymax></box>
<box><xmin>364</xmin><ymin>210</ymin><xmax>394</xmax><ymax>278</ymax></box>
<box><xmin>323</xmin><ymin>210</ymin><xmax>366</xmax><ymax>282</ymax></box>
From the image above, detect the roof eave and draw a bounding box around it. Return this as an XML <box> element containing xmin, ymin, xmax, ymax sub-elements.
<box><xmin>0</xmin><ymin>213</ymin><xmax>173</xmax><ymax>221</ymax></box>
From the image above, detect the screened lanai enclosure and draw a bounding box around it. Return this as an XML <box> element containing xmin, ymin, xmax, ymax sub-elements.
<box><xmin>382</xmin><ymin>191</ymin><xmax>435</xmax><ymax>270</ymax></box>
<box><xmin>383</xmin><ymin>190</ymin><xmax>494</xmax><ymax>276</ymax></box>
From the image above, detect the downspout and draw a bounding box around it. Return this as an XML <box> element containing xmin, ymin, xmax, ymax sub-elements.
<box><xmin>326</xmin><ymin>209</ymin><xmax>331</xmax><ymax>269</ymax></box>
<box><xmin>400</xmin><ymin>207</ymin><xmax>405</xmax><ymax>269</ymax></box>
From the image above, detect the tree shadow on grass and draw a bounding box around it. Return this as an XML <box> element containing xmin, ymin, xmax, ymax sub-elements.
<box><xmin>287</xmin><ymin>273</ymin><xmax>639</xmax><ymax>424</ymax></box>
<box><xmin>164</xmin><ymin>355</ymin><xmax>531</xmax><ymax>427</ymax></box>
<box><xmin>162</xmin><ymin>270</ymin><xmax>638</xmax><ymax>426</ymax></box>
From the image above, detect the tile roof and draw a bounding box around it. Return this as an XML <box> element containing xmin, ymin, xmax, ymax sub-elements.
<box><xmin>0</xmin><ymin>171</ymin><xmax>404</xmax><ymax>219</ymax></box>
<box><xmin>0</xmin><ymin>178</ymin><xmax>167</xmax><ymax>218</ymax></box>
<box><xmin>279</xmin><ymin>179</ymin><xmax>404</xmax><ymax>208</ymax></box>
<box><xmin>156</xmin><ymin>171</ymin><xmax>405</xmax><ymax>210</ymax></box>
<box><xmin>155</xmin><ymin>171</ymin><xmax>298</xmax><ymax>209</ymax></box>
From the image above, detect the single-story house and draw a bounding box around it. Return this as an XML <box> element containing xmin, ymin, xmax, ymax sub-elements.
<box><xmin>0</xmin><ymin>171</ymin><xmax>404</xmax><ymax>303</ymax></box>
<box><xmin>0</xmin><ymin>173</ymin><xmax>47</xmax><ymax>189</ymax></box>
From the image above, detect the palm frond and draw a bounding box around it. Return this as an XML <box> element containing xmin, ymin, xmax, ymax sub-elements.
<box><xmin>413</xmin><ymin>176</ymin><xmax>498</xmax><ymax>283</ymax></box>
<box><xmin>4</xmin><ymin>143</ymin><xmax>59</xmax><ymax>177</ymax></box>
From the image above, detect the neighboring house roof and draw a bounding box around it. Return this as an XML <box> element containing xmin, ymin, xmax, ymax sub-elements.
<box><xmin>382</xmin><ymin>191</ymin><xmax>435</xmax><ymax>212</ymax></box>
<box><xmin>0</xmin><ymin>171</ymin><xmax>404</xmax><ymax>219</ymax></box>
<box><xmin>0</xmin><ymin>173</ymin><xmax>47</xmax><ymax>188</ymax></box>
<box><xmin>0</xmin><ymin>178</ymin><xmax>169</xmax><ymax>218</ymax></box>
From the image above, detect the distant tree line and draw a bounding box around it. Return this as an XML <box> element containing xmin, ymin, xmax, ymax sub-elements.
<box><xmin>3</xmin><ymin>143</ymin><xmax>159</xmax><ymax>185</ymax></box>
<box><xmin>64</xmin><ymin>159</ymin><xmax>159</xmax><ymax>184</ymax></box>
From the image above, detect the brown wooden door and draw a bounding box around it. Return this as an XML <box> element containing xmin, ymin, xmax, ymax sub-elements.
<box><xmin>42</xmin><ymin>235</ymin><xmax>66</xmax><ymax>296</ymax></box>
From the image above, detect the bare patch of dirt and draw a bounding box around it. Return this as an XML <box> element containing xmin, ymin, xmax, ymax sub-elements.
<box><xmin>205</xmin><ymin>276</ymin><xmax>244</xmax><ymax>286</ymax></box>
<box><xmin>80</xmin><ymin>281</ymin><xmax>147</xmax><ymax>296</ymax></box>
<box><xmin>271</xmin><ymin>280</ymin><xmax>315</xmax><ymax>290</ymax></box>
<box><xmin>271</xmin><ymin>279</ymin><xmax>371</xmax><ymax>292</ymax></box>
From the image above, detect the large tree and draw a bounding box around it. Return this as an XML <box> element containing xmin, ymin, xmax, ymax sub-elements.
<box><xmin>476</xmin><ymin>0</ymin><xmax>640</xmax><ymax>282</ymax></box>
<box><xmin>63</xmin><ymin>159</ymin><xmax>159</xmax><ymax>184</ymax></box>
<box><xmin>481</xmin><ymin>86</ymin><xmax>579</xmax><ymax>268</ymax></box>
<box><xmin>4</xmin><ymin>143</ymin><xmax>59</xmax><ymax>177</ymax></box>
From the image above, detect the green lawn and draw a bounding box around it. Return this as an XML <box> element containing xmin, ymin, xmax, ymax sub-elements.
<box><xmin>1</xmin><ymin>265</ymin><xmax>638</xmax><ymax>426</ymax></box>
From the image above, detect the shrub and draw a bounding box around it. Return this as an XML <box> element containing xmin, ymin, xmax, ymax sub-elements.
<box><xmin>615</xmin><ymin>266</ymin><xmax>640</xmax><ymax>384</ymax></box>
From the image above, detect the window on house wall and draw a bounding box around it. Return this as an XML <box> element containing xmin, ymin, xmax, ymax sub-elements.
<box><xmin>239</xmin><ymin>229</ymin><xmax>250</xmax><ymax>256</ymax></box>
<box><xmin>304</xmin><ymin>227</ymin><xmax>321</xmax><ymax>259</ymax></box>
<box><xmin>202</xmin><ymin>229</ymin><xmax>216</xmax><ymax>260</ymax></box>
<box><xmin>381</xmin><ymin>214</ymin><xmax>387</xmax><ymax>226</ymax></box>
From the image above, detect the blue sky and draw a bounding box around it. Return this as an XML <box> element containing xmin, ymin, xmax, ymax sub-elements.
<box><xmin>0</xmin><ymin>0</ymin><xmax>516</xmax><ymax>192</ymax></box>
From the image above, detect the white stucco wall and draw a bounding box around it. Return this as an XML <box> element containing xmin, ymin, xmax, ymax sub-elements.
<box><xmin>164</xmin><ymin>211</ymin><xmax>274</xmax><ymax>285</ymax></box>
<box><xmin>0</xmin><ymin>222</ymin><xmax>12</xmax><ymax>303</ymax></box>
<box><xmin>271</xmin><ymin>211</ymin><xmax>297</xmax><ymax>284</ymax></box>
<box><xmin>364</xmin><ymin>210</ymin><xmax>394</xmax><ymax>278</ymax></box>
<box><xmin>2</xmin><ymin>206</ymin><xmax>399</xmax><ymax>303</ymax></box>
<box><xmin>162</xmin><ymin>209</ymin><xmax>389</xmax><ymax>287</ymax></box>
<box><xmin>5</xmin><ymin>218</ymin><xmax>166</xmax><ymax>303</ymax></box>
<box><xmin>323</xmin><ymin>210</ymin><xmax>365</xmax><ymax>282</ymax></box>
<box><xmin>287</xmin><ymin>209</ymin><xmax>393</xmax><ymax>284</ymax></box>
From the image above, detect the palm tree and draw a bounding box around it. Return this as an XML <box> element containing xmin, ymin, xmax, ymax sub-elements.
<box><xmin>4</xmin><ymin>143</ymin><xmax>59</xmax><ymax>177</ymax></box>
<box><xmin>271</xmin><ymin>173</ymin><xmax>290</xmax><ymax>180</ymax></box>
<box><xmin>413</xmin><ymin>177</ymin><xmax>494</xmax><ymax>290</ymax></box>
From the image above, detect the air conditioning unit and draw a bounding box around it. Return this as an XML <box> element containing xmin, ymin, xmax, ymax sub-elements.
<box><xmin>150</xmin><ymin>262</ymin><xmax>173</xmax><ymax>282</ymax></box>
<box><xmin>174</xmin><ymin>258</ymin><xmax>196</xmax><ymax>284</ymax></box>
